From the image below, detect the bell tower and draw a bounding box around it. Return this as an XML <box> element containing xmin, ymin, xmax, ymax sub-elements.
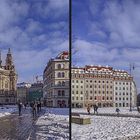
<box><xmin>0</xmin><ymin>50</ymin><xmax>2</xmax><ymax>67</ymax></box>
<box><xmin>5</xmin><ymin>48</ymin><xmax>15</xmax><ymax>70</ymax></box>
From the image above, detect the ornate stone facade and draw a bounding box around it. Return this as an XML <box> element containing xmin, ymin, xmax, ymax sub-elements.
<box><xmin>0</xmin><ymin>48</ymin><xmax>18</xmax><ymax>104</ymax></box>
<box><xmin>43</xmin><ymin>51</ymin><xmax>69</xmax><ymax>108</ymax></box>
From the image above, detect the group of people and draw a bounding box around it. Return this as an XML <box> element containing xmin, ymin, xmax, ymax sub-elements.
<box><xmin>30</xmin><ymin>101</ymin><xmax>42</xmax><ymax>116</ymax></box>
<box><xmin>87</xmin><ymin>104</ymin><xmax>98</xmax><ymax>115</ymax></box>
<box><xmin>17</xmin><ymin>100</ymin><xmax>42</xmax><ymax>116</ymax></box>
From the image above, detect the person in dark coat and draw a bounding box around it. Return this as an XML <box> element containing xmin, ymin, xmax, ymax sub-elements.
<box><xmin>37</xmin><ymin>102</ymin><xmax>39</xmax><ymax>113</ymax></box>
<box><xmin>93</xmin><ymin>104</ymin><xmax>98</xmax><ymax>114</ymax></box>
<box><xmin>116</xmin><ymin>108</ymin><xmax>120</xmax><ymax>115</ymax></box>
<box><xmin>39</xmin><ymin>101</ymin><xmax>41</xmax><ymax>111</ymax></box>
<box><xmin>18</xmin><ymin>100</ymin><xmax>22</xmax><ymax>116</ymax></box>
<box><xmin>32</xmin><ymin>101</ymin><xmax>37</xmax><ymax>117</ymax></box>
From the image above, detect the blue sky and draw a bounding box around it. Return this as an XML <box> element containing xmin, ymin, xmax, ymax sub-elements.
<box><xmin>72</xmin><ymin>0</ymin><xmax>140</xmax><ymax>92</ymax></box>
<box><xmin>0</xmin><ymin>0</ymin><xmax>69</xmax><ymax>83</ymax></box>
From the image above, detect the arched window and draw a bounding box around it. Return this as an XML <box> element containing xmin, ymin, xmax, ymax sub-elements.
<box><xmin>62</xmin><ymin>72</ymin><xmax>65</xmax><ymax>77</ymax></box>
<box><xmin>57</xmin><ymin>64</ymin><xmax>61</xmax><ymax>69</ymax></box>
<box><xmin>58</xmin><ymin>72</ymin><xmax>61</xmax><ymax>77</ymax></box>
<box><xmin>58</xmin><ymin>90</ymin><xmax>61</xmax><ymax>96</ymax></box>
<box><xmin>62</xmin><ymin>90</ymin><xmax>65</xmax><ymax>96</ymax></box>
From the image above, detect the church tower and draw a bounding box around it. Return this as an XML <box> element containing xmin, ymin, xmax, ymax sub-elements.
<box><xmin>5</xmin><ymin>48</ymin><xmax>15</xmax><ymax>71</ymax></box>
<box><xmin>0</xmin><ymin>50</ymin><xmax>2</xmax><ymax>67</ymax></box>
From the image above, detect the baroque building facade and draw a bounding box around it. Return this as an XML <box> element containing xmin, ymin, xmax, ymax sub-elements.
<box><xmin>72</xmin><ymin>65</ymin><xmax>137</xmax><ymax>108</ymax></box>
<box><xmin>0</xmin><ymin>49</ymin><xmax>18</xmax><ymax>104</ymax></box>
<box><xmin>43</xmin><ymin>51</ymin><xmax>69</xmax><ymax>108</ymax></box>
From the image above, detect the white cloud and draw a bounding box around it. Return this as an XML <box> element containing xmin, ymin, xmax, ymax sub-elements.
<box><xmin>0</xmin><ymin>0</ymin><xmax>68</xmax><ymax>83</ymax></box>
<box><xmin>73</xmin><ymin>39</ymin><xmax>140</xmax><ymax>93</ymax></box>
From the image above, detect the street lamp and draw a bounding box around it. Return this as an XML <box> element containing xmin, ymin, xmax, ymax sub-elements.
<box><xmin>129</xmin><ymin>63</ymin><xmax>135</xmax><ymax>112</ymax></box>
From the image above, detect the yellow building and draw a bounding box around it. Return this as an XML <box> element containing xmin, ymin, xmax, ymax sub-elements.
<box><xmin>0</xmin><ymin>48</ymin><xmax>18</xmax><ymax>104</ymax></box>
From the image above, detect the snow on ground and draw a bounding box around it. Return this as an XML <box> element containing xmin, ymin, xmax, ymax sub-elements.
<box><xmin>35</xmin><ymin>108</ymin><xmax>69</xmax><ymax>140</ymax></box>
<box><xmin>72</xmin><ymin>115</ymin><xmax>140</xmax><ymax>140</ymax></box>
<box><xmin>0</xmin><ymin>105</ymin><xmax>17</xmax><ymax>118</ymax></box>
<box><xmin>72</xmin><ymin>107</ymin><xmax>140</xmax><ymax>115</ymax></box>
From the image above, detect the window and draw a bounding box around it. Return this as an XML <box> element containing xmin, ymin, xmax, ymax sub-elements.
<box><xmin>119</xmin><ymin>103</ymin><xmax>121</xmax><ymax>107</ymax></box>
<box><xmin>90</xmin><ymin>91</ymin><xmax>92</xmax><ymax>93</ymax></box>
<box><xmin>58</xmin><ymin>72</ymin><xmax>61</xmax><ymax>77</ymax></box>
<box><xmin>62</xmin><ymin>90</ymin><xmax>65</xmax><ymax>96</ymax></box>
<box><xmin>76</xmin><ymin>80</ymin><xmax>78</xmax><ymax>83</ymax></box>
<box><xmin>57</xmin><ymin>64</ymin><xmax>61</xmax><ymax>69</ymax></box>
<box><xmin>81</xmin><ymin>91</ymin><xmax>83</xmax><ymax>94</ymax></box>
<box><xmin>81</xmin><ymin>97</ymin><xmax>83</xmax><ymax>100</ymax></box>
<box><xmin>76</xmin><ymin>97</ymin><xmax>78</xmax><ymax>100</ymax></box>
<box><xmin>62</xmin><ymin>72</ymin><xmax>65</xmax><ymax>77</ymax></box>
<box><xmin>90</xmin><ymin>96</ymin><xmax>92</xmax><ymax>100</ymax></box>
<box><xmin>115</xmin><ymin>87</ymin><xmax>118</xmax><ymax>90</ymax></box>
<box><xmin>58</xmin><ymin>90</ymin><xmax>61</xmax><ymax>96</ymax></box>
<box><xmin>115</xmin><ymin>92</ymin><xmax>117</xmax><ymax>95</ymax></box>
<box><xmin>95</xmin><ymin>96</ymin><xmax>97</xmax><ymax>100</ymax></box>
<box><xmin>76</xmin><ymin>91</ymin><xmax>78</xmax><ymax>94</ymax></box>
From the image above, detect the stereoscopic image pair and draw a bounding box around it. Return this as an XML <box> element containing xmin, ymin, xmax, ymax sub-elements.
<box><xmin>0</xmin><ymin>0</ymin><xmax>140</xmax><ymax>140</ymax></box>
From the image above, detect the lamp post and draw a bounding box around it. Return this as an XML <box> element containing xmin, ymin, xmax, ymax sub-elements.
<box><xmin>129</xmin><ymin>63</ymin><xmax>135</xmax><ymax>112</ymax></box>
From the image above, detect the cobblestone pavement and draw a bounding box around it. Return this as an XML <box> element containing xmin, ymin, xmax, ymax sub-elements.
<box><xmin>0</xmin><ymin>107</ymin><xmax>45</xmax><ymax>140</ymax></box>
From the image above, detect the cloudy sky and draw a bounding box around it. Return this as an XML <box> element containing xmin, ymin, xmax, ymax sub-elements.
<box><xmin>72</xmin><ymin>0</ymin><xmax>140</xmax><ymax>93</ymax></box>
<box><xmin>0</xmin><ymin>0</ymin><xmax>69</xmax><ymax>83</ymax></box>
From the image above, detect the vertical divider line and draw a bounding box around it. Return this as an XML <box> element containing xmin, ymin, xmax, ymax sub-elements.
<box><xmin>69</xmin><ymin>0</ymin><xmax>72</xmax><ymax>139</ymax></box>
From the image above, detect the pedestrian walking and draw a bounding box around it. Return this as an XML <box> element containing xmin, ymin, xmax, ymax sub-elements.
<box><xmin>116</xmin><ymin>108</ymin><xmax>120</xmax><ymax>115</ymax></box>
<box><xmin>93</xmin><ymin>104</ymin><xmax>98</xmax><ymax>114</ymax></box>
<box><xmin>37</xmin><ymin>102</ymin><xmax>39</xmax><ymax>113</ymax></box>
<box><xmin>18</xmin><ymin>100</ymin><xmax>22</xmax><ymax>116</ymax></box>
<box><xmin>39</xmin><ymin>101</ymin><xmax>41</xmax><ymax>111</ymax></box>
<box><xmin>32</xmin><ymin>101</ymin><xmax>37</xmax><ymax>117</ymax></box>
<box><xmin>87</xmin><ymin>104</ymin><xmax>91</xmax><ymax>115</ymax></box>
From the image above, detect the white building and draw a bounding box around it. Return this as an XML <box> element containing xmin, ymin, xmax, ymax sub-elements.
<box><xmin>72</xmin><ymin>65</ymin><xmax>137</xmax><ymax>108</ymax></box>
<box><xmin>43</xmin><ymin>51</ymin><xmax>69</xmax><ymax>108</ymax></box>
